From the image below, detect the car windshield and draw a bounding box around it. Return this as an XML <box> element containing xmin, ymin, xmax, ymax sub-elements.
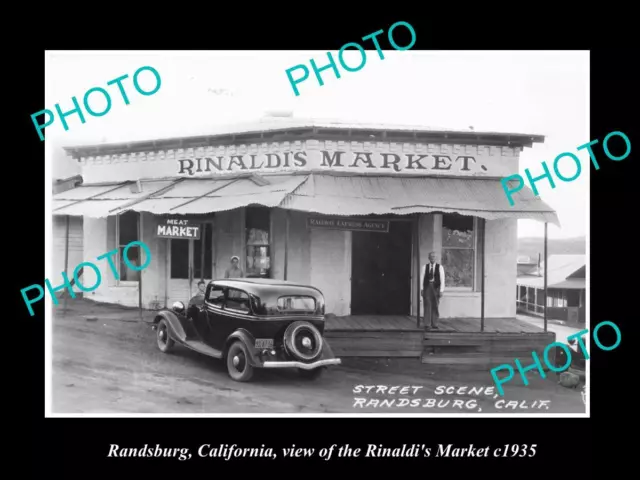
<box><xmin>277</xmin><ymin>296</ymin><xmax>316</xmax><ymax>313</ymax></box>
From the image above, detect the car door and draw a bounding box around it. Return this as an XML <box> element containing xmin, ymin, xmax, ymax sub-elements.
<box><xmin>221</xmin><ymin>287</ymin><xmax>252</xmax><ymax>341</ymax></box>
<box><xmin>202</xmin><ymin>283</ymin><xmax>227</xmax><ymax>350</ymax></box>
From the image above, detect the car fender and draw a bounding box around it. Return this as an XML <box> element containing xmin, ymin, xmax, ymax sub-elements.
<box><xmin>320</xmin><ymin>338</ymin><xmax>337</xmax><ymax>361</ymax></box>
<box><xmin>225</xmin><ymin>329</ymin><xmax>261</xmax><ymax>366</ymax></box>
<box><xmin>154</xmin><ymin>310</ymin><xmax>188</xmax><ymax>344</ymax></box>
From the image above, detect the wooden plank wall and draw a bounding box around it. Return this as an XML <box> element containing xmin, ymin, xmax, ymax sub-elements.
<box><xmin>421</xmin><ymin>332</ymin><xmax>556</xmax><ymax>369</ymax></box>
<box><xmin>52</xmin><ymin>216</ymin><xmax>84</xmax><ymax>293</ymax></box>
<box><xmin>325</xmin><ymin>330</ymin><xmax>423</xmax><ymax>358</ymax></box>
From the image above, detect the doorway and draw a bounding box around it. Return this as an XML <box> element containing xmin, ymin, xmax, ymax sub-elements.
<box><xmin>167</xmin><ymin>223</ymin><xmax>213</xmax><ymax>306</ymax></box>
<box><xmin>351</xmin><ymin>221</ymin><xmax>412</xmax><ymax>315</ymax></box>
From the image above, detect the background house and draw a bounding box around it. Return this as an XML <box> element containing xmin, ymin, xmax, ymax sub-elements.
<box><xmin>517</xmin><ymin>254</ymin><xmax>541</xmax><ymax>276</ymax></box>
<box><xmin>516</xmin><ymin>254</ymin><xmax>585</xmax><ymax>324</ymax></box>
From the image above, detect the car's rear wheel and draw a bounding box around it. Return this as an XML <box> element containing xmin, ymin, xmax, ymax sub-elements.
<box><xmin>156</xmin><ymin>319</ymin><xmax>175</xmax><ymax>353</ymax></box>
<box><xmin>226</xmin><ymin>341</ymin><xmax>254</xmax><ymax>382</ymax></box>
<box><xmin>298</xmin><ymin>367</ymin><xmax>324</xmax><ymax>380</ymax></box>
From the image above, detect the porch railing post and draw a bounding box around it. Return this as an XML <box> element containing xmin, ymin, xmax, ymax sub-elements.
<box><xmin>415</xmin><ymin>213</ymin><xmax>421</xmax><ymax>327</ymax></box>
<box><xmin>138</xmin><ymin>212</ymin><xmax>143</xmax><ymax>320</ymax></box>
<box><xmin>480</xmin><ymin>217</ymin><xmax>486</xmax><ymax>332</ymax></box>
<box><xmin>284</xmin><ymin>211</ymin><xmax>290</xmax><ymax>280</ymax></box>
<box><xmin>543</xmin><ymin>222</ymin><xmax>548</xmax><ymax>332</ymax></box>
<box><xmin>62</xmin><ymin>215</ymin><xmax>70</xmax><ymax>316</ymax></box>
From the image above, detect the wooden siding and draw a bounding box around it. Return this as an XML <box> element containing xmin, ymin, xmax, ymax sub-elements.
<box><xmin>52</xmin><ymin>216</ymin><xmax>84</xmax><ymax>293</ymax></box>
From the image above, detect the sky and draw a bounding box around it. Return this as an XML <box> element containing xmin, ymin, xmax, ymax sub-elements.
<box><xmin>46</xmin><ymin>51</ymin><xmax>589</xmax><ymax>239</ymax></box>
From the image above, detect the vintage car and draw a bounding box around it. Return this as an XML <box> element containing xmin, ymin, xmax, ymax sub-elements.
<box><xmin>151</xmin><ymin>279</ymin><xmax>341</xmax><ymax>382</ymax></box>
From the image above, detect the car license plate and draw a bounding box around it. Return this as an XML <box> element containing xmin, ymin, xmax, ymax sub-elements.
<box><xmin>255</xmin><ymin>338</ymin><xmax>273</xmax><ymax>349</ymax></box>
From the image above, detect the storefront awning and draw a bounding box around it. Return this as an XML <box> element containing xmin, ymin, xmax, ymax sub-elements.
<box><xmin>52</xmin><ymin>180</ymin><xmax>174</xmax><ymax>216</ymax></box>
<box><xmin>52</xmin><ymin>175</ymin><xmax>309</xmax><ymax>217</ymax></box>
<box><xmin>278</xmin><ymin>173</ymin><xmax>560</xmax><ymax>226</ymax></box>
<box><xmin>52</xmin><ymin>173</ymin><xmax>558</xmax><ymax>225</ymax></box>
<box><xmin>114</xmin><ymin>175</ymin><xmax>308</xmax><ymax>215</ymax></box>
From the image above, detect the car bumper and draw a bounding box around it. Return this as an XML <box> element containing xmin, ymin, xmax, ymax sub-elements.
<box><xmin>262</xmin><ymin>358</ymin><xmax>342</xmax><ymax>370</ymax></box>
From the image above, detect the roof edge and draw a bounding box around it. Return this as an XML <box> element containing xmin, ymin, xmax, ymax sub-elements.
<box><xmin>62</xmin><ymin>126</ymin><xmax>545</xmax><ymax>158</ymax></box>
<box><xmin>54</xmin><ymin>174</ymin><xmax>83</xmax><ymax>184</ymax></box>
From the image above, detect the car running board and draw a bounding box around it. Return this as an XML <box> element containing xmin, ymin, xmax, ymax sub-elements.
<box><xmin>183</xmin><ymin>340</ymin><xmax>223</xmax><ymax>359</ymax></box>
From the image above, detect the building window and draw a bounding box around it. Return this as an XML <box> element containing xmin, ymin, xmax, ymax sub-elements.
<box><xmin>442</xmin><ymin>214</ymin><xmax>476</xmax><ymax>290</ymax></box>
<box><xmin>116</xmin><ymin>211</ymin><xmax>140</xmax><ymax>283</ymax></box>
<box><xmin>557</xmin><ymin>292</ymin><xmax>567</xmax><ymax>307</ymax></box>
<box><xmin>170</xmin><ymin>239</ymin><xmax>189</xmax><ymax>279</ymax></box>
<box><xmin>546</xmin><ymin>291</ymin><xmax>567</xmax><ymax>308</ymax></box>
<box><xmin>193</xmin><ymin>223</ymin><xmax>213</xmax><ymax>280</ymax></box>
<box><xmin>169</xmin><ymin>223</ymin><xmax>213</xmax><ymax>280</ymax></box>
<box><xmin>245</xmin><ymin>207</ymin><xmax>270</xmax><ymax>278</ymax></box>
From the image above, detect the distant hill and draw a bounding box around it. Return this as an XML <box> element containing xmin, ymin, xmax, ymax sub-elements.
<box><xmin>517</xmin><ymin>236</ymin><xmax>586</xmax><ymax>262</ymax></box>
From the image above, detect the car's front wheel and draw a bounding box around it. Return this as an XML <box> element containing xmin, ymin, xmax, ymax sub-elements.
<box><xmin>156</xmin><ymin>319</ymin><xmax>175</xmax><ymax>353</ymax></box>
<box><xmin>298</xmin><ymin>367</ymin><xmax>324</xmax><ymax>380</ymax></box>
<box><xmin>226</xmin><ymin>341</ymin><xmax>254</xmax><ymax>382</ymax></box>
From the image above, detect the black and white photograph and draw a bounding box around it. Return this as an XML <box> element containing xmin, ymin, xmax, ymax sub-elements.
<box><xmin>45</xmin><ymin>50</ymin><xmax>589</xmax><ymax>416</ymax></box>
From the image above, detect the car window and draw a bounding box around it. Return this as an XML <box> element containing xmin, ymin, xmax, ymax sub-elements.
<box><xmin>206</xmin><ymin>285</ymin><xmax>225</xmax><ymax>308</ymax></box>
<box><xmin>277</xmin><ymin>295</ymin><xmax>316</xmax><ymax>313</ymax></box>
<box><xmin>226</xmin><ymin>288</ymin><xmax>250</xmax><ymax>313</ymax></box>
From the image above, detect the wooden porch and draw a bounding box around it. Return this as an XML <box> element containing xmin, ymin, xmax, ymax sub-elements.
<box><xmin>324</xmin><ymin>315</ymin><xmax>424</xmax><ymax>358</ymax></box>
<box><xmin>324</xmin><ymin>315</ymin><xmax>555</xmax><ymax>368</ymax></box>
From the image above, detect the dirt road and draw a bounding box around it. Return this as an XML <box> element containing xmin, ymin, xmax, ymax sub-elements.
<box><xmin>51</xmin><ymin>300</ymin><xmax>586</xmax><ymax>414</ymax></box>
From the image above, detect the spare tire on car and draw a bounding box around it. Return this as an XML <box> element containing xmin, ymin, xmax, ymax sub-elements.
<box><xmin>283</xmin><ymin>321</ymin><xmax>323</xmax><ymax>362</ymax></box>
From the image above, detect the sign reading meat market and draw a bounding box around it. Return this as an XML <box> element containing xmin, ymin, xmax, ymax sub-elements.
<box><xmin>156</xmin><ymin>218</ymin><xmax>201</xmax><ymax>239</ymax></box>
<box><xmin>307</xmin><ymin>217</ymin><xmax>390</xmax><ymax>233</ymax></box>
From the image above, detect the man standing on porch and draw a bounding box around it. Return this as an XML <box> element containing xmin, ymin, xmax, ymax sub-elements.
<box><xmin>421</xmin><ymin>252</ymin><xmax>445</xmax><ymax>329</ymax></box>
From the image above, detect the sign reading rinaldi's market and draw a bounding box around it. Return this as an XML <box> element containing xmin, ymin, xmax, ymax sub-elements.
<box><xmin>156</xmin><ymin>218</ymin><xmax>201</xmax><ymax>239</ymax></box>
<box><xmin>176</xmin><ymin>149</ymin><xmax>492</xmax><ymax>177</ymax></box>
<box><xmin>307</xmin><ymin>217</ymin><xmax>389</xmax><ymax>233</ymax></box>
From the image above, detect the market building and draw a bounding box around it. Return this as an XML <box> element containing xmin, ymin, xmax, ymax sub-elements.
<box><xmin>52</xmin><ymin>117</ymin><xmax>560</xmax><ymax>364</ymax></box>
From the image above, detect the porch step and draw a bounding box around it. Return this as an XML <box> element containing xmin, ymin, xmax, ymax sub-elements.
<box><xmin>423</xmin><ymin>332</ymin><xmax>555</xmax><ymax>341</ymax></box>
<box><xmin>421</xmin><ymin>331</ymin><xmax>556</xmax><ymax>368</ymax></box>
<box><xmin>325</xmin><ymin>330</ymin><xmax>423</xmax><ymax>358</ymax></box>
<box><xmin>421</xmin><ymin>352</ymin><xmax>546</xmax><ymax>368</ymax></box>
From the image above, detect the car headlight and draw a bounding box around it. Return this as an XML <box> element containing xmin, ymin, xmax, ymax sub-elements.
<box><xmin>302</xmin><ymin>337</ymin><xmax>312</xmax><ymax>348</ymax></box>
<box><xmin>172</xmin><ymin>301</ymin><xmax>185</xmax><ymax>312</ymax></box>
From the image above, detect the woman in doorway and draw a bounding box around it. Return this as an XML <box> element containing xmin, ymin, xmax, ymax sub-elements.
<box><xmin>224</xmin><ymin>256</ymin><xmax>244</xmax><ymax>278</ymax></box>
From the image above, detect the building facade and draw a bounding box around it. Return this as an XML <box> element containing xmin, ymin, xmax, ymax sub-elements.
<box><xmin>52</xmin><ymin>175</ymin><xmax>84</xmax><ymax>295</ymax></box>
<box><xmin>52</xmin><ymin>119</ymin><xmax>558</xmax><ymax>321</ymax></box>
